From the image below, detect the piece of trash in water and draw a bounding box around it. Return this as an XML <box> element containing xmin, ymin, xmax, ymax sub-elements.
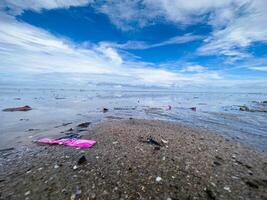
<box><xmin>103</xmin><ymin>108</ymin><xmax>108</xmax><ymax>113</ymax></box>
<box><xmin>77</xmin><ymin>122</ymin><xmax>91</xmax><ymax>128</ymax></box>
<box><xmin>239</xmin><ymin>105</ymin><xmax>249</xmax><ymax>111</ymax></box>
<box><xmin>36</xmin><ymin>138</ymin><xmax>96</xmax><ymax>148</ymax></box>
<box><xmin>55</xmin><ymin>122</ymin><xmax>72</xmax><ymax>128</ymax></box>
<box><xmin>3</xmin><ymin>105</ymin><xmax>32</xmax><ymax>112</ymax></box>
<box><xmin>77</xmin><ymin>155</ymin><xmax>87</xmax><ymax>165</ymax></box>
<box><xmin>166</xmin><ymin>105</ymin><xmax>172</xmax><ymax>111</ymax></box>
<box><xmin>14</xmin><ymin>98</ymin><xmax>21</xmax><ymax>100</ymax></box>
<box><xmin>0</xmin><ymin>147</ymin><xmax>15</xmax><ymax>152</ymax></box>
<box><xmin>190</xmin><ymin>107</ymin><xmax>197</xmax><ymax>112</ymax></box>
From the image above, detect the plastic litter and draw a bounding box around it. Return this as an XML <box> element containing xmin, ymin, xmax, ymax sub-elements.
<box><xmin>77</xmin><ymin>122</ymin><xmax>91</xmax><ymax>128</ymax></box>
<box><xmin>166</xmin><ymin>105</ymin><xmax>172</xmax><ymax>111</ymax></box>
<box><xmin>2</xmin><ymin>105</ymin><xmax>32</xmax><ymax>112</ymax></box>
<box><xmin>36</xmin><ymin>138</ymin><xmax>96</xmax><ymax>148</ymax></box>
<box><xmin>190</xmin><ymin>107</ymin><xmax>197</xmax><ymax>112</ymax></box>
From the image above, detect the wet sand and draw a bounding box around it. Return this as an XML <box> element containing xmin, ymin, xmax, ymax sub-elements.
<box><xmin>0</xmin><ymin>119</ymin><xmax>266</xmax><ymax>200</ymax></box>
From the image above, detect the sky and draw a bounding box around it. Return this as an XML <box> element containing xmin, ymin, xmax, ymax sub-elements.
<box><xmin>0</xmin><ymin>0</ymin><xmax>267</xmax><ymax>91</ymax></box>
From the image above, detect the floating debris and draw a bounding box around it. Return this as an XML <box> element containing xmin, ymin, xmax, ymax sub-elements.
<box><xmin>3</xmin><ymin>105</ymin><xmax>32</xmax><ymax>112</ymax></box>
<box><xmin>77</xmin><ymin>122</ymin><xmax>91</xmax><ymax>128</ymax></box>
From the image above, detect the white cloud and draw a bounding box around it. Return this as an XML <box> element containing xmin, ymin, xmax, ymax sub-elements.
<box><xmin>181</xmin><ymin>65</ymin><xmax>207</xmax><ymax>73</ymax></box>
<box><xmin>101</xmin><ymin>34</ymin><xmax>203</xmax><ymax>50</ymax></box>
<box><xmin>249</xmin><ymin>66</ymin><xmax>267</xmax><ymax>71</ymax></box>
<box><xmin>0</xmin><ymin>0</ymin><xmax>91</xmax><ymax>14</ymax></box>
<box><xmin>95</xmin><ymin>0</ymin><xmax>267</xmax><ymax>61</ymax></box>
<box><xmin>0</xmin><ymin>13</ymin><xmax>223</xmax><ymax>87</ymax></box>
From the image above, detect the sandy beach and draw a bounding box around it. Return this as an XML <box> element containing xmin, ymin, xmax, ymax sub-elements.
<box><xmin>0</xmin><ymin>119</ymin><xmax>266</xmax><ymax>200</ymax></box>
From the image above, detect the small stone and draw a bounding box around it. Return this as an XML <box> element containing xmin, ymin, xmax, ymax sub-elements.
<box><xmin>156</xmin><ymin>176</ymin><xmax>162</xmax><ymax>182</ymax></box>
<box><xmin>25</xmin><ymin>191</ymin><xmax>31</xmax><ymax>196</ymax></box>
<box><xmin>73</xmin><ymin>165</ymin><xmax>78</xmax><ymax>170</ymax></box>
<box><xmin>162</xmin><ymin>156</ymin><xmax>166</xmax><ymax>161</ymax></box>
<box><xmin>54</xmin><ymin>164</ymin><xmax>59</xmax><ymax>169</ymax></box>
<box><xmin>167</xmin><ymin>198</ymin><xmax>172</xmax><ymax>200</ymax></box>
<box><xmin>113</xmin><ymin>141</ymin><xmax>119</xmax><ymax>144</ymax></box>
<box><xmin>70</xmin><ymin>193</ymin><xmax>76</xmax><ymax>200</ymax></box>
<box><xmin>76</xmin><ymin>186</ymin><xmax>82</xmax><ymax>195</ymax></box>
<box><xmin>77</xmin><ymin>156</ymin><xmax>87</xmax><ymax>165</ymax></box>
<box><xmin>223</xmin><ymin>186</ymin><xmax>231</xmax><ymax>192</ymax></box>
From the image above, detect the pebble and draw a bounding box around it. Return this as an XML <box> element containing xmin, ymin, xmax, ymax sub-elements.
<box><xmin>54</xmin><ymin>164</ymin><xmax>59</xmax><ymax>169</ymax></box>
<box><xmin>70</xmin><ymin>193</ymin><xmax>76</xmax><ymax>200</ymax></box>
<box><xmin>223</xmin><ymin>186</ymin><xmax>231</xmax><ymax>192</ymax></box>
<box><xmin>25</xmin><ymin>191</ymin><xmax>31</xmax><ymax>196</ymax></box>
<box><xmin>73</xmin><ymin>165</ymin><xmax>78</xmax><ymax>170</ymax></box>
<box><xmin>156</xmin><ymin>176</ymin><xmax>162</xmax><ymax>182</ymax></box>
<box><xmin>167</xmin><ymin>198</ymin><xmax>172</xmax><ymax>200</ymax></box>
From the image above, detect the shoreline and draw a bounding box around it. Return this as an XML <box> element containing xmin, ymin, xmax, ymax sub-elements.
<box><xmin>0</xmin><ymin>119</ymin><xmax>266</xmax><ymax>199</ymax></box>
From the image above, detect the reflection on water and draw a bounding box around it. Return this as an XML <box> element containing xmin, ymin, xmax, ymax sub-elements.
<box><xmin>0</xmin><ymin>88</ymin><xmax>266</xmax><ymax>149</ymax></box>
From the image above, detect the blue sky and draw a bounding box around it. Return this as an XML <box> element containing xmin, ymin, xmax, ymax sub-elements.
<box><xmin>0</xmin><ymin>0</ymin><xmax>267</xmax><ymax>91</ymax></box>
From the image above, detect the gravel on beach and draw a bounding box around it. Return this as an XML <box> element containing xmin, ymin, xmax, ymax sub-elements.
<box><xmin>0</xmin><ymin>119</ymin><xmax>266</xmax><ymax>200</ymax></box>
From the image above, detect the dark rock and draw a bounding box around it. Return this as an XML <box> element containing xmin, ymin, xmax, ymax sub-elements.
<box><xmin>77</xmin><ymin>156</ymin><xmax>87</xmax><ymax>165</ymax></box>
<box><xmin>0</xmin><ymin>147</ymin><xmax>14</xmax><ymax>152</ymax></box>
<box><xmin>3</xmin><ymin>105</ymin><xmax>32</xmax><ymax>112</ymax></box>
<box><xmin>77</xmin><ymin>122</ymin><xmax>91</xmax><ymax>128</ymax></box>
<box><xmin>239</xmin><ymin>105</ymin><xmax>249</xmax><ymax>111</ymax></box>
<box><xmin>103</xmin><ymin>108</ymin><xmax>108</xmax><ymax>113</ymax></box>
<box><xmin>246</xmin><ymin>180</ymin><xmax>259</xmax><ymax>189</ymax></box>
<box><xmin>154</xmin><ymin>146</ymin><xmax>161</xmax><ymax>150</ymax></box>
<box><xmin>206</xmin><ymin>188</ymin><xmax>216</xmax><ymax>200</ymax></box>
<box><xmin>213</xmin><ymin>161</ymin><xmax>221</xmax><ymax>166</ymax></box>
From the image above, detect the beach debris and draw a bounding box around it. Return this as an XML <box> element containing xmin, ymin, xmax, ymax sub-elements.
<box><xmin>54</xmin><ymin>122</ymin><xmax>72</xmax><ymax>128</ymax></box>
<box><xmin>27</xmin><ymin>128</ymin><xmax>39</xmax><ymax>132</ymax></box>
<box><xmin>156</xmin><ymin>176</ymin><xmax>162</xmax><ymax>182</ymax></box>
<box><xmin>57</xmin><ymin>133</ymin><xmax>81</xmax><ymax>140</ymax></box>
<box><xmin>54</xmin><ymin>164</ymin><xmax>59</xmax><ymax>169</ymax></box>
<box><xmin>36</xmin><ymin>138</ymin><xmax>96</xmax><ymax>148</ymax></box>
<box><xmin>239</xmin><ymin>105</ymin><xmax>249</xmax><ymax>111</ymax></box>
<box><xmin>0</xmin><ymin>147</ymin><xmax>14</xmax><ymax>152</ymax></box>
<box><xmin>114</xmin><ymin>107</ymin><xmax>136</xmax><ymax>110</ymax></box>
<box><xmin>3</xmin><ymin>105</ymin><xmax>32</xmax><ymax>112</ymax></box>
<box><xmin>190</xmin><ymin>107</ymin><xmax>197</xmax><ymax>112</ymax></box>
<box><xmin>77</xmin><ymin>155</ymin><xmax>87</xmax><ymax>165</ymax></box>
<box><xmin>166</xmin><ymin>105</ymin><xmax>172</xmax><ymax>111</ymax></box>
<box><xmin>103</xmin><ymin>108</ymin><xmax>109</xmax><ymax>112</ymax></box>
<box><xmin>139</xmin><ymin>136</ymin><xmax>162</xmax><ymax>146</ymax></box>
<box><xmin>77</xmin><ymin>122</ymin><xmax>91</xmax><ymax>128</ymax></box>
<box><xmin>14</xmin><ymin>98</ymin><xmax>21</xmax><ymax>100</ymax></box>
<box><xmin>55</xmin><ymin>97</ymin><xmax>66</xmax><ymax>100</ymax></box>
<box><xmin>20</xmin><ymin>118</ymin><xmax>29</xmax><ymax>121</ymax></box>
<box><xmin>73</xmin><ymin>165</ymin><xmax>78</xmax><ymax>170</ymax></box>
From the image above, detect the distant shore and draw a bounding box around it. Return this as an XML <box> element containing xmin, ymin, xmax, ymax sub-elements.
<box><xmin>0</xmin><ymin>119</ymin><xmax>266</xmax><ymax>200</ymax></box>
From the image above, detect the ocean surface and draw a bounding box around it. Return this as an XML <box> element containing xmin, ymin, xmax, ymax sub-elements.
<box><xmin>0</xmin><ymin>88</ymin><xmax>267</xmax><ymax>150</ymax></box>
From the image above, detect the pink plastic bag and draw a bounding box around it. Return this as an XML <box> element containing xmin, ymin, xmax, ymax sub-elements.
<box><xmin>37</xmin><ymin>138</ymin><xmax>96</xmax><ymax>148</ymax></box>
